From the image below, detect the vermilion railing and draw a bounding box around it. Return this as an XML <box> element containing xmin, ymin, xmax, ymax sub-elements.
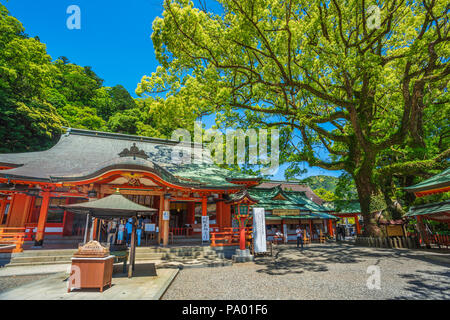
<box><xmin>210</xmin><ymin>227</ymin><xmax>252</xmax><ymax>247</ymax></box>
<box><xmin>24</xmin><ymin>223</ymin><xmax>64</xmax><ymax>241</ymax></box>
<box><xmin>407</xmin><ymin>232</ymin><xmax>449</xmax><ymax>248</ymax></box>
<box><xmin>0</xmin><ymin>228</ymin><xmax>25</xmax><ymax>253</ymax></box>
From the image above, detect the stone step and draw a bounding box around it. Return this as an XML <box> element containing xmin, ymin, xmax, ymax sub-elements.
<box><xmin>17</xmin><ymin>249</ymin><xmax>77</xmax><ymax>257</ymax></box>
<box><xmin>7</xmin><ymin>255</ymin><xmax>73</xmax><ymax>264</ymax></box>
<box><xmin>134</xmin><ymin>253</ymin><xmax>165</xmax><ymax>260</ymax></box>
<box><xmin>4</xmin><ymin>260</ymin><xmax>72</xmax><ymax>267</ymax></box>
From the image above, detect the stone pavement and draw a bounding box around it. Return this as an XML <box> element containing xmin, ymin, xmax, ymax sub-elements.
<box><xmin>0</xmin><ymin>263</ymin><xmax>178</xmax><ymax>300</ymax></box>
<box><xmin>163</xmin><ymin>243</ymin><xmax>450</xmax><ymax>300</ymax></box>
<box><xmin>0</xmin><ymin>263</ymin><xmax>71</xmax><ymax>277</ymax></box>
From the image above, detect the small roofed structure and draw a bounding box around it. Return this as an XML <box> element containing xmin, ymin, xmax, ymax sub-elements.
<box><xmin>404</xmin><ymin>167</ymin><xmax>450</xmax><ymax>197</ymax></box>
<box><xmin>61</xmin><ymin>190</ymin><xmax>157</xmax><ymax>219</ymax></box>
<box><xmin>61</xmin><ymin>190</ymin><xmax>157</xmax><ymax>278</ymax></box>
<box><xmin>255</xmin><ymin>181</ymin><xmax>325</xmax><ymax>205</ymax></box>
<box><xmin>405</xmin><ymin>200</ymin><xmax>450</xmax><ymax>223</ymax></box>
<box><xmin>405</xmin><ymin>168</ymin><xmax>450</xmax><ymax>248</ymax></box>
<box><xmin>323</xmin><ymin>200</ymin><xmax>362</xmax><ymax>235</ymax></box>
<box><xmin>225</xmin><ymin>186</ymin><xmax>337</xmax><ymax>243</ymax></box>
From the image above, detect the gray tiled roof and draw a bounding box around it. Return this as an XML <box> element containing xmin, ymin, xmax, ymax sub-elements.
<box><xmin>0</xmin><ymin>128</ymin><xmax>258</xmax><ymax>189</ymax></box>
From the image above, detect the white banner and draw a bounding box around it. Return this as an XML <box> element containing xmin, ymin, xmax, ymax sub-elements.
<box><xmin>252</xmin><ymin>208</ymin><xmax>266</xmax><ymax>253</ymax></box>
<box><xmin>283</xmin><ymin>223</ymin><xmax>288</xmax><ymax>244</ymax></box>
<box><xmin>162</xmin><ymin>211</ymin><xmax>170</xmax><ymax>221</ymax></box>
<box><xmin>201</xmin><ymin>216</ymin><xmax>210</xmax><ymax>241</ymax></box>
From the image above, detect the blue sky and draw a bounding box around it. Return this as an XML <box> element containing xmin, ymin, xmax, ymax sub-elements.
<box><xmin>3</xmin><ymin>0</ymin><xmax>343</xmax><ymax>180</ymax></box>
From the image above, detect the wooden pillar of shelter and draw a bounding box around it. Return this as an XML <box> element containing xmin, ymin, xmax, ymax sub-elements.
<box><xmin>162</xmin><ymin>196</ymin><xmax>170</xmax><ymax>246</ymax></box>
<box><xmin>92</xmin><ymin>218</ymin><xmax>99</xmax><ymax>240</ymax></box>
<box><xmin>34</xmin><ymin>190</ymin><xmax>51</xmax><ymax>246</ymax></box>
<box><xmin>355</xmin><ymin>214</ymin><xmax>361</xmax><ymax>235</ymax></box>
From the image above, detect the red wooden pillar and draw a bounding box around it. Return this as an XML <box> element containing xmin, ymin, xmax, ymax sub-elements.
<box><xmin>201</xmin><ymin>196</ymin><xmax>207</xmax><ymax>217</ymax></box>
<box><xmin>355</xmin><ymin>214</ymin><xmax>361</xmax><ymax>235</ymax></box>
<box><xmin>328</xmin><ymin>219</ymin><xmax>334</xmax><ymax>237</ymax></box>
<box><xmin>216</xmin><ymin>200</ymin><xmax>223</xmax><ymax>229</ymax></box>
<box><xmin>158</xmin><ymin>195</ymin><xmax>164</xmax><ymax>244</ymax></box>
<box><xmin>187</xmin><ymin>202</ymin><xmax>195</xmax><ymax>225</ymax></box>
<box><xmin>163</xmin><ymin>197</ymin><xmax>170</xmax><ymax>246</ymax></box>
<box><xmin>34</xmin><ymin>190</ymin><xmax>51</xmax><ymax>246</ymax></box>
<box><xmin>222</xmin><ymin>202</ymin><xmax>231</xmax><ymax>227</ymax></box>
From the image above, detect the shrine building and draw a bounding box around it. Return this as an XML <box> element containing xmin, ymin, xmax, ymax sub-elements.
<box><xmin>0</xmin><ymin>127</ymin><xmax>337</xmax><ymax>248</ymax></box>
<box><xmin>0</xmin><ymin>128</ymin><xmax>260</xmax><ymax>246</ymax></box>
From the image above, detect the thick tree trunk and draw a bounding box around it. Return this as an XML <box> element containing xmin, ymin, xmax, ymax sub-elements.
<box><xmin>380</xmin><ymin>176</ymin><xmax>405</xmax><ymax>220</ymax></box>
<box><xmin>354</xmin><ymin>170</ymin><xmax>382</xmax><ymax>237</ymax></box>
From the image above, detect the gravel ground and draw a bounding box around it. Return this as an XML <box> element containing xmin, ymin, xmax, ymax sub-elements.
<box><xmin>162</xmin><ymin>243</ymin><xmax>450</xmax><ymax>300</ymax></box>
<box><xmin>0</xmin><ymin>274</ymin><xmax>53</xmax><ymax>294</ymax></box>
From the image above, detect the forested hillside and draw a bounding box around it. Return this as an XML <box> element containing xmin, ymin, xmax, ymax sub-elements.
<box><xmin>0</xmin><ymin>4</ymin><xmax>198</xmax><ymax>153</ymax></box>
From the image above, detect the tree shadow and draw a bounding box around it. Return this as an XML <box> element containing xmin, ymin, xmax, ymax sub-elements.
<box><xmin>393</xmin><ymin>270</ymin><xmax>450</xmax><ymax>300</ymax></box>
<box><xmin>253</xmin><ymin>243</ymin><xmax>448</xmax><ymax>276</ymax></box>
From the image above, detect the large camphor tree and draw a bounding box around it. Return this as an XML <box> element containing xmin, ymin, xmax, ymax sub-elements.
<box><xmin>137</xmin><ymin>0</ymin><xmax>449</xmax><ymax>235</ymax></box>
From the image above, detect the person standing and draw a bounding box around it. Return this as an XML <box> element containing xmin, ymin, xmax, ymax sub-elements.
<box><xmin>296</xmin><ymin>225</ymin><xmax>304</xmax><ymax>249</ymax></box>
<box><xmin>125</xmin><ymin>218</ymin><xmax>133</xmax><ymax>246</ymax></box>
<box><xmin>117</xmin><ymin>220</ymin><xmax>125</xmax><ymax>244</ymax></box>
<box><xmin>136</xmin><ymin>217</ymin><xmax>144</xmax><ymax>246</ymax></box>
<box><xmin>107</xmin><ymin>220</ymin><xmax>117</xmax><ymax>245</ymax></box>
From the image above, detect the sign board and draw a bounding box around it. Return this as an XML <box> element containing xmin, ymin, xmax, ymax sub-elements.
<box><xmin>252</xmin><ymin>208</ymin><xmax>267</xmax><ymax>253</ymax></box>
<box><xmin>386</xmin><ymin>225</ymin><xmax>405</xmax><ymax>237</ymax></box>
<box><xmin>273</xmin><ymin>209</ymin><xmax>300</xmax><ymax>216</ymax></box>
<box><xmin>144</xmin><ymin>223</ymin><xmax>155</xmax><ymax>232</ymax></box>
<box><xmin>162</xmin><ymin>211</ymin><xmax>170</xmax><ymax>221</ymax></box>
<box><xmin>201</xmin><ymin>216</ymin><xmax>210</xmax><ymax>241</ymax></box>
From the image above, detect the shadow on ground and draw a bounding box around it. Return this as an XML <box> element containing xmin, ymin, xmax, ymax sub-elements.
<box><xmin>393</xmin><ymin>269</ymin><xmax>450</xmax><ymax>299</ymax></box>
<box><xmin>253</xmin><ymin>242</ymin><xmax>450</xmax><ymax>276</ymax></box>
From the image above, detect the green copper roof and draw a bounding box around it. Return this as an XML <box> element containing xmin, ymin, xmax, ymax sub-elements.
<box><xmin>229</xmin><ymin>186</ymin><xmax>336</xmax><ymax>219</ymax></box>
<box><xmin>404</xmin><ymin>168</ymin><xmax>450</xmax><ymax>192</ymax></box>
<box><xmin>405</xmin><ymin>200</ymin><xmax>450</xmax><ymax>221</ymax></box>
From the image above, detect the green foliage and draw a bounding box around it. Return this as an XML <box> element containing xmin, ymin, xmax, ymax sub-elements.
<box><xmin>313</xmin><ymin>187</ymin><xmax>336</xmax><ymax>202</ymax></box>
<box><xmin>138</xmin><ymin>0</ymin><xmax>449</xmax><ymax>235</ymax></box>
<box><xmin>301</xmin><ymin>175</ymin><xmax>338</xmax><ymax>192</ymax></box>
<box><xmin>0</xmin><ymin>4</ymin><xmax>182</xmax><ymax>152</ymax></box>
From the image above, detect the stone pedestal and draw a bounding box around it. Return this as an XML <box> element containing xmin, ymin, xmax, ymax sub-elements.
<box><xmin>232</xmin><ymin>248</ymin><xmax>254</xmax><ymax>263</ymax></box>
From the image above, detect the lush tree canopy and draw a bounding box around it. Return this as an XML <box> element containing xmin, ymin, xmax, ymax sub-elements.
<box><xmin>138</xmin><ymin>0</ymin><xmax>449</xmax><ymax>235</ymax></box>
<box><xmin>0</xmin><ymin>4</ymin><xmax>183</xmax><ymax>153</ymax></box>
